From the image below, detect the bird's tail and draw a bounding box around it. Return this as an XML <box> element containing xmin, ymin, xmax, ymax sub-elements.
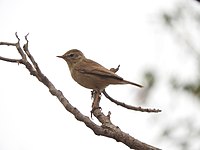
<box><xmin>123</xmin><ymin>80</ymin><xmax>143</xmax><ymax>88</ymax></box>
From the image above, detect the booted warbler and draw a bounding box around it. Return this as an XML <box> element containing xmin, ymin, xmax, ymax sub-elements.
<box><xmin>57</xmin><ymin>49</ymin><xmax>142</xmax><ymax>91</ymax></box>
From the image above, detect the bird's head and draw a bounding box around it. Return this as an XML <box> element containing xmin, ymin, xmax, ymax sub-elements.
<box><xmin>57</xmin><ymin>49</ymin><xmax>85</xmax><ymax>69</ymax></box>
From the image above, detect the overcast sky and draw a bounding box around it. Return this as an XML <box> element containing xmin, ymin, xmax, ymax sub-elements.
<box><xmin>1</xmin><ymin>0</ymin><xmax>199</xmax><ymax>150</ymax></box>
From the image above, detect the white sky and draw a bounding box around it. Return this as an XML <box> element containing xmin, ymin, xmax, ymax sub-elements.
<box><xmin>1</xmin><ymin>0</ymin><xmax>200</xmax><ymax>150</ymax></box>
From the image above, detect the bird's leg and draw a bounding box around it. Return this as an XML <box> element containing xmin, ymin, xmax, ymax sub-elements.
<box><xmin>91</xmin><ymin>90</ymin><xmax>101</xmax><ymax>108</ymax></box>
<box><xmin>90</xmin><ymin>65</ymin><xmax>120</xmax><ymax>117</ymax></box>
<box><xmin>91</xmin><ymin>90</ymin><xmax>102</xmax><ymax>117</ymax></box>
<box><xmin>91</xmin><ymin>90</ymin><xmax>95</xmax><ymax>99</ymax></box>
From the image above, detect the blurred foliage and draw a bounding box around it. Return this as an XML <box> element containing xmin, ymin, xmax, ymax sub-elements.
<box><xmin>159</xmin><ymin>1</ymin><xmax>200</xmax><ymax>150</ymax></box>
<box><xmin>170</xmin><ymin>78</ymin><xmax>200</xmax><ymax>99</ymax></box>
<box><xmin>136</xmin><ymin>71</ymin><xmax>156</xmax><ymax>104</ymax></box>
<box><xmin>140</xmin><ymin>1</ymin><xmax>200</xmax><ymax>150</ymax></box>
<box><xmin>161</xmin><ymin>1</ymin><xmax>200</xmax><ymax>100</ymax></box>
<box><xmin>144</xmin><ymin>71</ymin><xmax>155</xmax><ymax>89</ymax></box>
<box><xmin>160</xmin><ymin>116</ymin><xmax>200</xmax><ymax>150</ymax></box>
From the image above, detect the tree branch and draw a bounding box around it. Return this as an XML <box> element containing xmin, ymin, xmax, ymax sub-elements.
<box><xmin>0</xmin><ymin>56</ymin><xmax>22</xmax><ymax>63</ymax></box>
<box><xmin>0</xmin><ymin>33</ymin><xmax>161</xmax><ymax>150</ymax></box>
<box><xmin>102</xmin><ymin>90</ymin><xmax>161</xmax><ymax>113</ymax></box>
<box><xmin>107</xmin><ymin>66</ymin><xmax>161</xmax><ymax>113</ymax></box>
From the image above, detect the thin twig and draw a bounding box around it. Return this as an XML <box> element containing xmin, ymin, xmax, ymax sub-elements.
<box><xmin>23</xmin><ymin>33</ymin><xmax>42</xmax><ymax>75</ymax></box>
<box><xmin>103</xmin><ymin>90</ymin><xmax>161</xmax><ymax>113</ymax></box>
<box><xmin>25</xmin><ymin>33</ymin><xmax>29</xmax><ymax>41</ymax></box>
<box><xmin>107</xmin><ymin>65</ymin><xmax>162</xmax><ymax>113</ymax></box>
<box><xmin>110</xmin><ymin>65</ymin><xmax>120</xmax><ymax>73</ymax></box>
<box><xmin>0</xmin><ymin>56</ymin><xmax>22</xmax><ymax>63</ymax></box>
<box><xmin>0</xmin><ymin>42</ymin><xmax>16</xmax><ymax>46</ymax></box>
<box><xmin>15</xmin><ymin>32</ymin><xmax>20</xmax><ymax>42</ymax></box>
<box><xmin>15</xmin><ymin>32</ymin><xmax>27</xmax><ymax>60</ymax></box>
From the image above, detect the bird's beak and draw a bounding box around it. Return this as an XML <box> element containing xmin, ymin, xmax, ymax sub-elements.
<box><xmin>57</xmin><ymin>55</ymin><xmax>64</xmax><ymax>58</ymax></box>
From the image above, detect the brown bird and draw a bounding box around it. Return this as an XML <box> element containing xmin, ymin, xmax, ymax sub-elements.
<box><xmin>57</xmin><ymin>49</ymin><xmax>143</xmax><ymax>92</ymax></box>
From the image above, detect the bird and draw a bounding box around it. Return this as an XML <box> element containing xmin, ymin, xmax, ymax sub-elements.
<box><xmin>57</xmin><ymin>49</ymin><xmax>143</xmax><ymax>92</ymax></box>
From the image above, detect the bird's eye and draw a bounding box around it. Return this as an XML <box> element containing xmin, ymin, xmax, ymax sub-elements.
<box><xmin>68</xmin><ymin>53</ymin><xmax>75</xmax><ymax>58</ymax></box>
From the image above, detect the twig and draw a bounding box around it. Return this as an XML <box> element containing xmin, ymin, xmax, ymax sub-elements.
<box><xmin>108</xmin><ymin>65</ymin><xmax>161</xmax><ymax>113</ymax></box>
<box><xmin>110</xmin><ymin>65</ymin><xmax>120</xmax><ymax>73</ymax></box>
<box><xmin>102</xmin><ymin>90</ymin><xmax>161</xmax><ymax>113</ymax></box>
<box><xmin>91</xmin><ymin>91</ymin><xmax>161</xmax><ymax>150</ymax></box>
<box><xmin>0</xmin><ymin>42</ymin><xmax>16</xmax><ymax>46</ymax></box>
<box><xmin>15</xmin><ymin>32</ymin><xmax>27</xmax><ymax>60</ymax></box>
<box><xmin>23</xmin><ymin>33</ymin><xmax>42</xmax><ymax>75</ymax></box>
<box><xmin>0</xmin><ymin>56</ymin><xmax>22</xmax><ymax>63</ymax></box>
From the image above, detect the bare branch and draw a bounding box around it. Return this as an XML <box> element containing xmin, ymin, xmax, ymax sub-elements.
<box><xmin>110</xmin><ymin>64</ymin><xmax>120</xmax><ymax>73</ymax></box>
<box><xmin>102</xmin><ymin>90</ymin><xmax>161</xmax><ymax>113</ymax></box>
<box><xmin>23</xmin><ymin>34</ymin><xmax>42</xmax><ymax>76</ymax></box>
<box><xmin>0</xmin><ymin>56</ymin><xmax>22</xmax><ymax>63</ymax></box>
<box><xmin>25</xmin><ymin>33</ymin><xmax>29</xmax><ymax>41</ymax></box>
<box><xmin>108</xmin><ymin>65</ymin><xmax>161</xmax><ymax>113</ymax></box>
<box><xmin>91</xmin><ymin>91</ymin><xmax>161</xmax><ymax>150</ymax></box>
<box><xmin>0</xmin><ymin>42</ymin><xmax>17</xmax><ymax>46</ymax></box>
<box><xmin>14</xmin><ymin>32</ymin><xmax>27</xmax><ymax>60</ymax></box>
<box><xmin>15</xmin><ymin>32</ymin><xmax>20</xmax><ymax>42</ymax></box>
<box><xmin>0</xmin><ymin>34</ymin><xmax>161</xmax><ymax>150</ymax></box>
<box><xmin>0</xmin><ymin>41</ymin><xmax>21</xmax><ymax>63</ymax></box>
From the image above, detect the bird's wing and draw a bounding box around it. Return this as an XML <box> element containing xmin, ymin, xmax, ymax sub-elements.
<box><xmin>75</xmin><ymin>59</ymin><xmax>124</xmax><ymax>80</ymax></box>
